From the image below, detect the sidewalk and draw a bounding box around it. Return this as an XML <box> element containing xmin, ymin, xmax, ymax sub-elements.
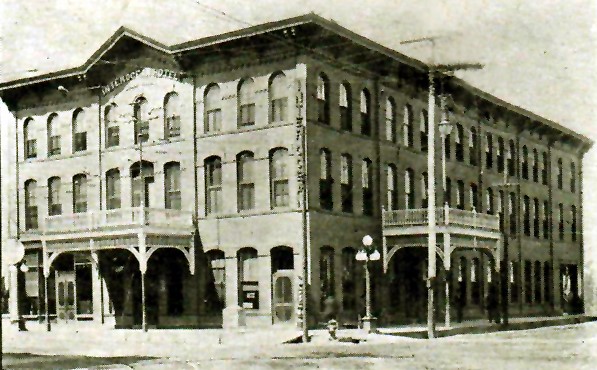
<box><xmin>2</xmin><ymin>315</ymin><xmax>593</xmax><ymax>359</ymax></box>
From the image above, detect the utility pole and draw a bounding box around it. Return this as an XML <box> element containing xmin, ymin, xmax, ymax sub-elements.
<box><xmin>400</xmin><ymin>36</ymin><xmax>483</xmax><ymax>339</ymax></box>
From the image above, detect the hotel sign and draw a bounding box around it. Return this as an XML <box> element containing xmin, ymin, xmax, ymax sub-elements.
<box><xmin>102</xmin><ymin>68</ymin><xmax>181</xmax><ymax>95</ymax></box>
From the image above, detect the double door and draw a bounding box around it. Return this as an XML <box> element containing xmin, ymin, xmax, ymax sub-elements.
<box><xmin>55</xmin><ymin>271</ymin><xmax>76</xmax><ymax>322</ymax></box>
<box><xmin>272</xmin><ymin>270</ymin><xmax>294</xmax><ymax>324</ymax></box>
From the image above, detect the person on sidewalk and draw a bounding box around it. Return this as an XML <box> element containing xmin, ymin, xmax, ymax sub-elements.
<box><xmin>485</xmin><ymin>283</ymin><xmax>499</xmax><ymax>324</ymax></box>
<box><xmin>454</xmin><ymin>285</ymin><xmax>465</xmax><ymax>323</ymax></box>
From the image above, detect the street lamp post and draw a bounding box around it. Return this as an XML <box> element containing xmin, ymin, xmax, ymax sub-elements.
<box><xmin>356</xmin><ymin>235</ymin><xmax>380</xmax><ymax>333</ymax></box>
<box><xmin>438</xmin><ymin>93</ymin><xmax>453</xmax><ymax>328</ymax></box>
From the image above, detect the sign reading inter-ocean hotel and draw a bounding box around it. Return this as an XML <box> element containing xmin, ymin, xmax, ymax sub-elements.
<box><xmin>102</xmin><ymin>68</ymin><xmax>181</xmax><ymax>95</ymax></box>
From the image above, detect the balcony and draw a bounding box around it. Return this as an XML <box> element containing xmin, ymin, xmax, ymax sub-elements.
<box><xmin>44</xmin><ymin>207</ymin><xmax>193</xmax><ymax>235</ymax></box>
<box><xmin>383</xmin><ymin>206</ymin><xmax>500</xmax><ymax>232</ymax></box>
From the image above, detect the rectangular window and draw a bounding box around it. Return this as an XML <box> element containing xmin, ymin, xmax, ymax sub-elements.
<box><xmin>485</xmin><ymin>134</ymin><xmax>493</xmax><ymax>169</ymax></box>
<box><xmin>206</xmin><ymin>159</ymin><xmax>222</xmax><ymax>214</ymax></box>
<box><xmin>25</xmin><ymin>139</ymin><xmax>37</xmax><ymax>158</ymax></box>
<box><xmin>166</xmin><ymin>115</ymin><xmax>181</xmax><ymax>137</ymax></box>
<box><xmin>239</xmin><ymin>104</ymin><xmax>255</xmax><ymax>126</ymax></box>
<box><xmin>320</xmin><ymin>150</ymin><xmax>333</xmax><ymax>210</ymax></box>
<box><xmin>543</xmin><ymin>201</ymin><xmax>549</xmax><ymax>240</ymax></box>
<box><xmin>341</xmin><ymin>155</ymin><xmax>353</xmax><ymax>213</ymax></box>
<box><xmin>107</xmin><ymin>126</ymin><xmax>120</xmax><ymax>147</ymax></box>
<box><xmin>271</xmin><ymin>98</ymin><xmax>287</xmax><ymax>123</ymax></box>
<box><xmin>106</xmin><ymin>173</ymin><xmax>121</xmax><ymax>210</ymax></box>
<box><xmin>49</xmin><ymin>136</ymin><xmax>61</xmax><ymax>156</ymax></box>
<box><xmin>73</xmin><ymin>177</ymin><xmax>87</xmax><ymax>213</ymax></box>
<box><xmin>362</xmin><ymin>160</ymin><xmax>373</xmax><ymax>216</ymax></box>
<box><xmin>25</xmin><ymin>206</ymin><xmax>38</xmax><ymax>230</ymax></box>
<box><xmin>558</xmin><ymin>203</ymin><xmax>564</xmax><ymax>240</ymax></box>
<box><xmin>165</xmin><ymin>164</ymin><xmax>181</xmax><ymax>210</ymax></box>
<box><xmin>456</xmin><ymin>180</ymin><xmax>464</xmax><ymax>210</ymax></box>
<box><xmin>74</xmin><ymin>132</ymin><xmax>87</xmax><ymax>152</ymax></box>
<box><xmin>206</xmin><ymin>109</ymin><xmax>222</xmax><ymax>133</ymax></box>
<box><xmin>48</xmin><ymin>179</ymin><xmax>62</xmax><ymax>216</ymax></box>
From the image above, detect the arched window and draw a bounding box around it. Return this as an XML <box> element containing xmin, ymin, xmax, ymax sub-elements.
<box><xmin>557</xmin><ymin>158</ymin><xmax>563</xmax><ymax>189</ymax></box>
<box><xmin>164</xmin><ymin>162</ymin><xmax>181</xmax><ymax>210</ymax></box>
<box><xmin>421</xmin><ymin>172</ymin><xmax>429</xmax><ymax>208</ymax></box>
<box><xmin>523</xmin><ymin>195</ymin><xmax>530</xmax><ymax>236</ymax></box>
<box><xmin>405</xmin><ymin>168</ymin><xmax>415</xmax><ymax>209</ymax></box>
<box><xmin>571</xmin><ymin>205</ymin><xmax>577</xmax><ymax>242</ymax></box>
<box><xmin>533</xmin><ymin>198</ymin><xmax>540</xmax><ymax>238</ymax></box>
<box><xmin>131</xmin><ymin>162</ymin><xmax>154</xmax><ymax>207</ymax></box>
<box><xmin>48</xmin><ymin>176</ymin><xmax>62</xmax><ymax>216</ymax></box>
<box><xmin>238</xmin><ymin>78</ymin><xmax>256</xmax><ymax>126</ymax></box>
<box><xmin>206</xmin><ymin>249</ymin><xmax>226</xmax><ymax>311</ymax></box>
<box><xmin>105</xmin><ymin>104</ymin><xmax>119</xmax><ymax>147</ymax></box>
<box><xmin>508</xmin><ymin>140</ymin><xmax>516</xmax><ymax>176</ymax></box>
<box><xmin>319</xmin><ymin>148</ymin><xmax>333</xmax><ymax>210</ymax></box>
<box><xmin>470</xmin><ymin>183</ymin><xmax>478</xmax><ymax>211</ymax></box>
<box><xmin>497</xmin><ymin>136</ymin><xmax>504</xmax><ymax>172</ymax></box>
<box><xmin>316</xmin><ymin>73</ymin><xmax>330</xmax><ymax>124</ymax></box>
<box><xmin>543</xmin><ymin>200</ymin><xmax>549</xmax><ymax>239</ymax></box>
<box><xmin>420</xmin><ymin>109</ymin><xmax>428</xmax><ymax>152</ymax></box>
<box><xmin>237</xmin><ymin>247</ymin><xmax>259</xmax><ymax>309</ymax></box>
<box><xmin>205</xmin><ymin>84</ymin><xmax>222</xmax><ymax>133</ymax></box>
<box><xmin>47</xmin><ymin>113</ymin><xmax>61</xmax><ymax>156</ymax></box>
<box><xmin>360</xmin><ymin>89</ymin><xmax>371</xmax><ymax>135</ymax></box>
<box><xmin>319</xmin><ymin>246</ymin><xmax>335</xmax><ymax>309</ymax></box>
<box><xmin>269</xmin><ymin>73</ymin><xmax>288</xmax><ymax>123</ymax></box>
<box><xmin>444</xmin><ymin>124</ymin><xmax>451</xmax><ymax>160</ymax></box>
<box><xmin>205</xmin><ymin>156</ymin><xmax>222</xmax><ymax>214</ymax></box>
<box><xmin>270</xmin><ymin>148</ymin><xmax>289</xmax><ymax>208</ymax></box>
<box><xmin>455</xmin><ymin>123</ymin><xmax>464</xmax><ymax>161</ymax></box>
<box><xmin>237</xmin><ymin>152</ymin><xmax>255</xmax><ymax>211</ymax></box>
<box><xmin>456</xmin><ymin>180</ymin><xmax>465</xmax><ymax>210</ymax></box>
<box><xmin>570</xmin><ymin>162</ymin><xmax>576</xmax><ymax>193</ymax></box>
<box><xmin>403</xmin><ymin>104</ymin><xmax>413</xmax><ymax>147</ymax></box>
<box><xmin>340</xmin><ymin>154</ymin><xmax>353</xmax><ymax>212</ymax></box>
<box><xmin>522</xmin><ymin>146</ymin><xmax>529</xmax><ymax>180</ymax></box>
<box><xmin>485</xmin><ymin>133</ymin><xmax>493</xmax><ymax>169</ymax></box>
<box><xmin>385</xmin><ymin>97</ymin><xmax>396</xmax><ymax>142</ymax></box>
<box><xmin>486</xmin><ymin>187</ymin><xmax>494</xmax><ymax>214</ymax></box>
<box><xmin>72</xmin><ymin>174</ymin><xmax>88</xmax><ymax>213</ymax></box>
<box><xmin>72</xmin><ymin>108</ymin><xmax>87</xmax><ymax>152</ymax></box>
<box><xmin>25</xmin><ymin>180</ymin><xmax>38</xmax><ymax>229</ymax></box>
<box><xmin>342</xmin><ymin>247</ymin><xmax>357</xmax><ymax>311</ymax></box>
<box><xmin>541</xmin><ymin>152</ymin><xmax>548</xmax><ymax>185</ymax></box>
<box><xmin>445</xmin><ymin>177</ymin><xmax>452</xmax><ymax>207</ymax></box>
<box><xmin>386</xmin><ymin>164</ymin><xmax>398</xmax><ymax>210</ymax></box>
<box><xmin>24</xmin><ymin>118</ymin><xmax>37</xmax><ymax>158</ymax></box>
<box><xmin>532</xmin><ymin>148</ymin><xmax>539</xmax><ymax>182</ymax></box>
<box><xmin>106</xmin><ymin>168</ymin><xmax>121</xmax><ymax>210</ymax></box>
<box><xmin>339</xmin><ymin>82</ymin><xmax>352</xmax><ymax>131</ymax></box>
<box><xmin>469</xmin><ymin>127</ymin><xmax>478</xmax><ymax>165</ymax></box>
<box><xmin>362</xmin><ymin>158</ymin><xmax>373</xmax><ymax>215</ymax></box>
<box><xmin>133</xmin><ymin>97</ymin><xmax>149</xmax><ymax>144</ymax></box>
<box><xmin>509</xmin><ymin>192</ymin><xmax>517</xmax><ymax>234</ymax></box>
<box><xmin>164</xmin><ymin>92</ymin><xmax>181</xmax><ymax>138</ymax></box>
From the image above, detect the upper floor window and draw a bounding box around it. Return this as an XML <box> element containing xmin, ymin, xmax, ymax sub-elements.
<box><xmin>523</xmin><ymin>195</ymin><xmax>530</xmax><ymax>236</ymax></box>
<box><xmin>24</xmin><ymin>118</ymin><xmax>37</xmax><ymax>159</ymax></box>
<box><xmin>558</xmin><ymin>203</ymin><xmax>564</xmax><ymax>240</ymax></box>
<box><xmin>420</xmin><ymin>110</ymin><xmax>428</xmax><ymax>152</ymax></box>
<box><xmin>521</xmin><ymin>146</ymin><xmax>529</xmax><ymax>180</ymax></box>
<box><xmin>421</xmin><ymin>172</ymin><xmax>429</xmax><ymax>208</ymax></box>
<box><xmin>405</xmin><ymin>168</ymin><xmax>415</xmax><ymax>209</ymax></box>
<box><xmin>486</xmin><ymin>187</ymin><xmax>494</xmax><ymax>214</ymax></box>
<box><xmin>270</xmin><ymin>148</ymin><xmax>290</xmax><ymax>208</ymax></box>
<box><xmin>106</xmin><ymin>169</ymin><xmax>121</xmax><ymax>210</ymax></box>
<box><xmin>497</xmin><ymin>137</ymin><xmax>504</xmax><ymax>173</ymax></box>
<box><xmin>133</xmin><ymin>97</ymin><xmax>149</xmax><ymax>144</ymax></box>
<box><xmin>205</xmin><ymin>84</ymin><xmax>222</xmax><ymax>133</ymax></box>
<box><xmin>164</xmin><ymin>92</ymin><xmax>181</xmax><ymax>138</ymax></box>
<box><xmin>509</xmin><ymin>192</ymin><xmax>517</xmax><ymax>235</ymax></box>
<box><xmin>386</xmin><ymin>164</ymin><xmax>397</xmax><ymax>210</ymax></box>
<box><xmin>131</xmin><ymin>162</ymin><xmax>154</xmax><ymax>207</ymax></box>
<box><xmin>320</xmin><ymin>148</ymin><xmax>333</xmax><ymax>210</ymax></box>
<box><xmin>385</xmin><ymin>97</ymin><xmax>396</xmax><ymax>142</ymax></box>
<box><xmin>340</xmin><ymin>153</ymin><xmax>353</xmax><ymax>212</ymax></box>
<box><xmin>444</xmin><ymin>127</ymin><xmax>451</xmax><ymax>160</ymax></box>
<box><xmin>571</xmin><ymin>205</ymin><xmax>577</xmax><ymax>241</ymax></box>
<box><xmin>72</xmin><ymin>174</ymin><xmax>88</xmax><ymax>213</ymax></box>
<box><xmin>557</xmin><ymin>158</ymin><xmax>563</xmax><ymax>190</ymax></box>
<box><xmin>541</xmin><ymin>152</ymin><xmax>548</xmax><ymax>185</ymax></box>
<box><xmin>339</xmin><ymin>82</ymin><xmax>352</xmax><ymax>131</ymax></box>
<box><xmin>456</xmin><ymin>180</ymin><xmax>465</xmax><ymax>210</ymax></box>
<box><xmin>238</xmin><ymin>79</ymin><xmax>256</xmax><ymax>127</ymax></box>
<box><xmin>317</xmin><ymin>73</ymin><xmax>330</xmax><ymax>124</ymax></box>
<box><xmin>543</xmin><ymin>200</ymin><xmax>549</xmax><ymax>240</ymax></box>
<box><xmin>105</xmin><ymin>104</ymin><xmax>119</xmax><ymax>147</ymax></box>
<box><xmin>362</xmin><ymin>158</ymin><xmax>373</xmax><ymax>215</ymax></box>
<box><xmin>205</xmin><ymin>156</ymin><xmax>222</xmax><ymax>214</ymax></box>
<box><xmin>533</xmin><ymin>198</ymin><xmax>540</xmax><ymax>238</ymax></box>
<box><xmin>455</xmin><ymin>124</ymin><xmax>464</xmax><ymax>162</ymax></box>
<box><xmin>469</xmin><ymin>127</ymin><xmax>478</xmax><ymax>166</ymax></box>
<box><xmin>269</xmin><ymin>73</ymin><xmax>288</xmax><ymax>123</ymax></box>
<box><xmin>47</xmin><ymin>113</ymin><xmax>61</xmax><ymax>156</ymax></box>
<box><xmin>360</xmin><ymin>89</ymin><xmax>371</xmax><ymax>136</ymax></box>
<box><xmin>72</xmin><ymin>108</ymin><xmax>87</xmax><ymax>152</ymax></box>
<box><xmin>532</xmin><ymin>148</ymin><xmax>539</xmax><ymax>183</ymax></box>
<box><xmin>570</xmin><ymin>162</ymin><xmax>576</xmax><ymax>193</ymax></box>
<box><xmin>48</xmin><ymin>176</ymin><xmax>62</xmax><ymax>216</ymax></box>
<box><xmin>508</xmin><ymin>140</ymin><xmax>516</xmax><ymax>176</ymax></box>
<box><xmin>237</xmin><ymin>152</ymin><xmax>255</xmax><ymax>211</ymax></box>
<box><xmin>445</xmin><ymin>177</ymin><xmax>452</xmax><ymax>207</ymax></box>
<box><xmin>403</xmin><ymin>104</ymin><xmax>413</xmax><ymax>147</ymax></box>
<box><xmin>164</xmin><ymin>162</ymin><xmax>181</xmax><ymax>210</ymax></box>
<box><xmin>24</xmin><ymin>180</ymin><xmax>38</xmax><ymax>230</ymax></box>
<box><xmin>485</xmin><ymin>133</ymin><xmax>493</xmax><ymax>169</ymax></box>
<box><xmin>470</xmin><ymin>183</ymin><xmax>478</xmax><ymax>211</ymax></box>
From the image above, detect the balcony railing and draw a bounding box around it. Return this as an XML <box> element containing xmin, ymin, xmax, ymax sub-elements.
<box><xmin>45</xmin><ymin>207</ymin><xmax>193</xmax><ymax>234</ymax></box>
<box><xmin>383</xmin><ymin>206</ymin><xmax>500</xmax><ymax>231</ymax></box>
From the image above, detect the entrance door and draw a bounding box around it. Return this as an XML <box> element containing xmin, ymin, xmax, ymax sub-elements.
<box><xmin>272</xmin><ymin>270</ymin><xmax>294</xmax><ymax>323</ymax></box>
<box><xmin>55</xmin><ymin>271</ymin><xmax>76</xmax><ymax>322</ymax></box>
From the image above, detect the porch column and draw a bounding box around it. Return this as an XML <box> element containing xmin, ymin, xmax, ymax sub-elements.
<box><xmin>443</xmin><ymin>233</ymin><xmax>451</xmax><ymax>328</ymax></box>
<box><xmin>42</xmin><ymin>241</ymin><xmax>51</xmax><ymax>331</ymax></box>
<box><xmin>223</xmin><ymin>251</ymin><xmax>244</xmax><ymax>328</ymax></box>
<box><xmin>90</xmin><ymin>249</ymin><xmax>103</xmax><ymax>324</ymax></box>
<box><xmin>138</xmin><ymin>231</ymin><xmax>148</xmax><ymax>332</ymax></box>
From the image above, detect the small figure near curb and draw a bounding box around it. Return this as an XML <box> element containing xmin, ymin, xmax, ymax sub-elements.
<box><xmin>327</xmin><ymin>319</ymin><xmax>338</xmax><ymax>341</ymax></box>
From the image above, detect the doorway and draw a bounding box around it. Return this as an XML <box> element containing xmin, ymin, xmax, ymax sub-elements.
<box><xmin>272</xmin><ymin>270</ymin><xmax>294</xmax><ymax>323</ymax></box>
<box><xmin>55</xmin><ymin>271</ymin><xmax>76</xmax><ymax>323</ymax></box>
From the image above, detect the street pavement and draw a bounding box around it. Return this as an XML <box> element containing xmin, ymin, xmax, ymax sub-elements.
<box><xmin>2</xmin><ymin>318</ymin><xmax>596</xmax><ymax>369</ymax></box>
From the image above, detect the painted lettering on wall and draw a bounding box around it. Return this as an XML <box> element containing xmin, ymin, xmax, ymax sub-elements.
<box><xmin>102</xmin><ymin>68</ymin><xmax>181</xmax><ymax>95</ymax></box>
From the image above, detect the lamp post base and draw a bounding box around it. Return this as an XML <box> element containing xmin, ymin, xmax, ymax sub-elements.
<box><xmin>362</xmin><ymin>316</ymin><xmax>378</xmax><ymax>334</ymax></box>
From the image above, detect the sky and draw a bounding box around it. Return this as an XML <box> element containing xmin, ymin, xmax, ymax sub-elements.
<box><xmin>1</xmin><ymin>0</ymin><xmax>596</xmax><ymax>309</ymax></box>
